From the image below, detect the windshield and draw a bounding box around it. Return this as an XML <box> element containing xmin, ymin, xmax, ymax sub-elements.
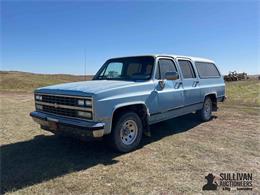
<box><xmin>93</xmin><ymin>56</ymin><xmax>155</xmax><ymax>81</ymax></box>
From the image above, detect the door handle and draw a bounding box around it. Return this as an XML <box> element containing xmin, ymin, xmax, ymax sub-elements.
<box><xmin>193</xmin><ymin>80</ymin><xmax>199</xmax><ymax>87</ymax></box>
<box><xmin>176</xmin><ymin>81</ymin><xmax>182</xmax><ymax>89</ymax></box>
<box><xmin>158</xmin><ymin>80</ymin><xmax>165</xmax><ymax>89</ymax></box>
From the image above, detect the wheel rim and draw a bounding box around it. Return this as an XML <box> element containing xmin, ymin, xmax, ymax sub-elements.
<box><xmin>204</xmin><ymin>99</ymin><xmax>211</xmax><ymax>118</ymax></box>
<box><xmin>120</xmin><ymin>120</ymin><xmax>138</xmax><ymax>145</ymax></box>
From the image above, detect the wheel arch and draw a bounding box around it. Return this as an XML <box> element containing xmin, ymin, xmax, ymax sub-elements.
<box><xmin>204</xmin><ymin>93</ymin><xmax>217</xmax><ymax>111</ymax></box>
<box><xmin>111</xmin><ymin>102</ymin><xmax>149</xmax><ymax>132</ymax></box>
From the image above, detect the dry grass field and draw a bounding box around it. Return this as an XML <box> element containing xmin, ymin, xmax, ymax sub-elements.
<box><xmin>0</xmin><ymin>71</ymin><xmax>92</xmax><ymax>92</ymax></box>
<box><xmin>1</xmin><ymin>72</ymin><xmax>260</xmax><ymax>194</ymax></box>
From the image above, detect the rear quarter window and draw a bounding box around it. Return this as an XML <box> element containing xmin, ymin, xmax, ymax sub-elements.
<box><xmin>195</xmin><ymin>62</ymin><xmax>220</xmax><ymax>78</ymax></box>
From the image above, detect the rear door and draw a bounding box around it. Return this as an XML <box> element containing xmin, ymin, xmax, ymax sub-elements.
<box><xmin>177</xmin><ymin>58</ymin><xmax>202</xmax><ymax>106</ymax></box>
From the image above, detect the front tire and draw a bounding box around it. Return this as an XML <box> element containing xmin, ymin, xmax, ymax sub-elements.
<box><xmin>108</xmin><ymin>112</ymin><xmax>143</xmax><ymax>153</ymax></box>
<box><xmin>198</xmin><ymin>97</ymin><xmax>212</xmax><ymax>122</ymax></box>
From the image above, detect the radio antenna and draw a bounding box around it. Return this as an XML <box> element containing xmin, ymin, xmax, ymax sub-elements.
<box><xmin>84</xmin><ymin>49</ymin><xmax>87</xmax><ymax>80</ymax></box>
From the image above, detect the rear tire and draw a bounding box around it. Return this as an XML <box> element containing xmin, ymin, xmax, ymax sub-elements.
<box><xmin>107</xmin><ymin>112</ymin><xmax>143</xmax><ymax>153</ymax></box>
<box><xmin>198</xmin><ymin>97</ymin><xmax>212</xmax><ymax>122</ymax></box>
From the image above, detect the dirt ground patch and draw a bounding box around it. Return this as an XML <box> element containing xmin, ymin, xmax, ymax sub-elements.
<box><xmin>1</xmin><ymin>92</ymin><xmax>260</xmax><ymax>194</ymax></box>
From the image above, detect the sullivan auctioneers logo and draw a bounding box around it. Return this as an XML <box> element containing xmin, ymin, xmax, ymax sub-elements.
<box><xmin>202</xmin><ymin>173</ymin><xmax>253</xmax><ymax>191</ymax></box>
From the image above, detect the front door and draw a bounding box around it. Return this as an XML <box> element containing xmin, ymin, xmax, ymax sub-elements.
<box><xmin>151</xmin><ymin>57</ymin><xmax>184</xmax><ymax>117</ymax></box>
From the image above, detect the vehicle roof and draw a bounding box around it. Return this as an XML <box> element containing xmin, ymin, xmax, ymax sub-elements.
<box><xmin>110</xmin><ymin>54</ymin><xmax>215</xmax><ymax>63</ymax></box>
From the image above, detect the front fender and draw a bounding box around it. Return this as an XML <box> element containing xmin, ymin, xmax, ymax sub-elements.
<box><xmin>112</xmin><ymin>101</ymin><xmax>150</xmax><ymax>116</ymax></box>
<box><xmin>95</xmin><ymin>99</ymin><xmax>149</xmax><ymax>135</ymax></box>
<box><xmin>93</xmin><ymin>81</ymin><xmax>155</xmax><ymax>134</ymax></box>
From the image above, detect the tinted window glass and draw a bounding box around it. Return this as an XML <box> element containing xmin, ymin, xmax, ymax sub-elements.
<box><xmin>94</xmin><ymin>56</ymin><xmax>154</xmax><ymax>81</ymax></box>
<box><xmin>126</xmin><ymin>63</ymin><xmax>142</xmax><ymax>76</ymax></box>
<box><xmin>156</xmin><ymin>59</ymin><xmax>177</xmax><ymax>79</ymax></box>
<box><xmin>195</xmin><ymin>62</ymin><xmax>220</xmax><ymax>78</ymax></box>
<box><xmin>178</xmin><ymin>60</ymin><xmax>196</xmax><ymax>79</ymax></box>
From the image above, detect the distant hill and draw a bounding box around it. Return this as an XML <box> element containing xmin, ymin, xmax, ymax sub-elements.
<box><xmin>0</xmin><ymin>71</ymin><xmax>93</xmax><ymax>92</ymax></box>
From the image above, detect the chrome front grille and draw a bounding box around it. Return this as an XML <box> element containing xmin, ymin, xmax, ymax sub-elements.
<box><xmin>42</xmin><ymin>95</ymin><xmax>78</xmax><ymax>106</ymax></box>
<box><xmin>42</xmin><ymin>104</ymin><xmax>77</xmax><ymax>117</ymax></box>
<box><xmin>35</xmin><ymin>93</ymin><xmax>93</xmax><ymax>120</ymax></box>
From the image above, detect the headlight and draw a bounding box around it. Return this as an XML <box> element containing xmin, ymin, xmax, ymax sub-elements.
<box><xmin>35</xmin><ymin>95</ymin><xmax>42</xmax><ymax>101</ymax></box>
<box><xmin>77</xmin><ymin>111</ymin><xmax>92</xmax><ymax>119</ymax></box>
<box><xmin>78</xmin><ymin>100</ymin><xmax>85</xmax><ymax>106</ymax></box>
<box><xmin>36</xmin><ymin>104</ymin><xmax>43</xmax><ymax>110</ymax></box>
<box><xmin>78</xmin><ymin>99</ymin><xmax>92</xmax><ymax>107</ymax></box>
<box><xmin>85</xmin><ymin>100</ymin><xmax>92</xmax><ymax>106</ymax></box>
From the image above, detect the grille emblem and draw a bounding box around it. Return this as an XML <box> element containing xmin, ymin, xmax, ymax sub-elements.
<box><xmin>54</xmin><ymin>103</ymin><xmax>58</xmax><ymax>108</ymax></box>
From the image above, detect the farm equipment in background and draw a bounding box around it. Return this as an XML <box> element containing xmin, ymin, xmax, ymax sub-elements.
<box><xmin>224</xmin><ymin>71</ymin><xmax>249</xmax><ymax>82</ymax></box>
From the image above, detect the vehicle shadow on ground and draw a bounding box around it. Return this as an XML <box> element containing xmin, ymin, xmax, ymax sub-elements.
<box><xmin>1</xmin><ymin>113</ymin><xmax>215</xmax><ymax>194</ymax></box>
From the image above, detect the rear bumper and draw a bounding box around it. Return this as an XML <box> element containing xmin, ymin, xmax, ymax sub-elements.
<box><xmin>30</xmin><ymin>111</ymin><xmax>105</xmax><ymax>138</ymax></box>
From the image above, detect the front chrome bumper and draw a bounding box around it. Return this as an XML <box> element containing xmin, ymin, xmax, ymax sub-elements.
<box><xmin>30</xmin><ymin>111</ymin><xmax>105</xmax><ymax>138</ymax></box>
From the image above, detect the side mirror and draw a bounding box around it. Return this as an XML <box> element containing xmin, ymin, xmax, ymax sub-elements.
<box><xmin>165</xmin><ymin>71</ymin><xmax>179</xmax><ymax>80</ymax></box>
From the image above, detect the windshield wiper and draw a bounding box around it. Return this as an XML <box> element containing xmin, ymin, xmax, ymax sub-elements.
<box><xmin>95</xmin><ymin>75</ymin><xmax>107</xmax><ymax>80</ymax></box>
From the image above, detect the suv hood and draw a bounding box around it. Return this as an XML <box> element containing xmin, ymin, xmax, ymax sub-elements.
<box><xmin>36</xmin><ymin>80</ymin><xmax>136</xmax><ymax>96</ymax></box>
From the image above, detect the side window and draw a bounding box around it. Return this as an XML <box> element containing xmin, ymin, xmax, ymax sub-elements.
<box><xmin>195</xmin><ymin>62</ymin><xmax>220</xmax><ymax>78</ymax></box>
<box><xmin>178</xmin><ymin>60</ymin><xmax>196</xmax><ymax>79</ymax></box>
<box><xmin>156</xmin><ymin>59</ymin><xmax>177</xmax><ymax>79</ymax></box>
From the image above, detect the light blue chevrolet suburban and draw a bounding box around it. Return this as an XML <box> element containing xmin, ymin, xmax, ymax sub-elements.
<box><xmin>30</xmin><ymin>55</ymin><xmax>225</xmax><ymax>152</ymax></box>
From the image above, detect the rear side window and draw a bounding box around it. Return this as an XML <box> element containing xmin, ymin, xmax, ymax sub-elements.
<box><xmin>195</xmin><ymin>62</ymin><xmax>220</xmax><ymax>78</ymax></box>
<box><xmin>156</xmin><ymin>59</ymin><xmax>178</xmax><ymax>79</ymax></box>
<box><xmin>178</xmin><ymin>60</ymin><xmax>196</xmax><ymax>79</ymax></box>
